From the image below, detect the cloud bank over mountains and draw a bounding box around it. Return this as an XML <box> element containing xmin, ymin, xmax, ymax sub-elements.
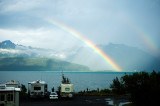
<box><xmin>0</xmin><ymin>0</ymin><xmax>160</xmax><ymax>56</ymax></box>
<box><xmin>0</xmin><ymin>40</ymin><xmax>159</xmax><ymax>72</ymax></box>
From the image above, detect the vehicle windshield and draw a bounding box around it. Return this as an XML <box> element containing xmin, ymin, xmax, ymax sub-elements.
<box><xmin>51</xmin><ymin>92</ymin><xmax>56</xmax><ymax>95</ymax></box>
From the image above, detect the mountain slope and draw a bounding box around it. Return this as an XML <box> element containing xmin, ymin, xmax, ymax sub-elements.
<box><xmin>0</xmin><ymin>40</ymin><xmax>65</xmax><ymax>59</ymax></box>
<box><xmin>0</xmin><ymin>40</ymin><xmax>159</xmax><ymax>72</ymax></box>
<box><xmin>65</xmin><ymin>43</ymin><xmax>160</xmax><ymax>72</ymax></box>
<box><xmin>0</xmin><ymin>57</ymin><xmax>90</xmax><ymax>71</ymax></box>
<box><xmin>99</xmin><ymin>43</ymin><xmax>160</xmax><ymax>71</ymax></box>
<box><xmin>0</xmin><ymin>40</ymin><xmax>16</xmax><ymax>49</ymax></box>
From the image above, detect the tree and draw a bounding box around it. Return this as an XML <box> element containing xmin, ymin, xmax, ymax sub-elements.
<box><xmin>110</xmin><ymin>77</ymin><xmax>125</xmax><ymax>95</ymax></box>
<box><xmin>122</xmin><ymin>72</ymin><xmax>150</xmax><ymax>105</ymax></box>
<box><xmin>62</xmin><ymin>74</ymin><xmax>70</xmax><ymax>84</ymax></box>
<box><xmin>20</xmin><ymin>84</ymin><xmax>27</xmax><ymax>100</ymax></box>
<box><xmin>110</xmin><ymin>71</ymin><xmax>160</xmax><ymax>105</ymax></box>
<box><xmin>21</xmin><ymin>84</ymin><xmax>27</xmax><ymax>94</ymax></box>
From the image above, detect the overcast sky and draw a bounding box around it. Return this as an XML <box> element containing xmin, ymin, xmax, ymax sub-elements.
<box><xmin>0</xmin><ymin>0</ymin><xmax>160</xmax><ymax>56</ymax></box>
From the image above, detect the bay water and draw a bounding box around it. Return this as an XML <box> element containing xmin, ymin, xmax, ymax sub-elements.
<box><xmin>0</xmin><ymin>71</ymin><xmax>132</xmax><ymax>92</ymax></box>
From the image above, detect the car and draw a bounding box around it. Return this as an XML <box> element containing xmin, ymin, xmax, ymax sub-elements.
<box><xmin>49</xmin><ymin>92</ymin><xmax>58</xmax><ymax>99</ymax></box>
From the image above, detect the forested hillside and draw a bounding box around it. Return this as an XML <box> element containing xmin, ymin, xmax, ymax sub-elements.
<box><xmin>0</xmin><ymin>57</ymin><xmax>90</xmax><ymax>71</ymax></box>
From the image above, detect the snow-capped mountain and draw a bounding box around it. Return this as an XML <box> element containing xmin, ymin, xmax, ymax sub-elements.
<box><xmin>0</xmin><ymin>40</ymin><xmax>66</xmax><ymax>59</ymax></box>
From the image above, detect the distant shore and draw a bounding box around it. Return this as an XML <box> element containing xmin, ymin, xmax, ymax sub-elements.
<box><xmin>0</xmin><ymin>70</ymin><xmax>135</xmax><ymax>73</ymax></box>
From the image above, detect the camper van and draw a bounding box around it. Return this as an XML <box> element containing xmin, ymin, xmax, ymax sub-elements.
<box><xmin>60</xmin><ymin>84</ymin><xmax>74</xmax><ymax>98</ymax></box>
<box><xmin>60</xmin><ymin>74</ymin><xmax>74</xmax><ymax>98</ymax></box>
<box><xmin>28</xmin><ymin>80</ymin><xmax>48</xmax><ymax>98</ymax></box>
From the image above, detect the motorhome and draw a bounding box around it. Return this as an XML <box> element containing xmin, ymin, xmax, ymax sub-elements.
<box><xmin>0</xmin><ymin>84</ymin><xmax>21</xmax><ymax>106</ymax></box>
<box><xmin>60</xmin><ymin>83</ymin><xmax>74</xmax><ymax>98</ymax></box>
<box><xmin>60</xmin><ymin>74</ymin><xmax>74</xmax><ymax>98</ymax></box>
<box><xmin>6</xmin><ymin>80</ymin><xmax>20</xmax><ymax>88</ymax></box>
<box><xmin>28</xmin><ymin>80</ymin><xmax>48</xmax><ymax>98</ymax></box>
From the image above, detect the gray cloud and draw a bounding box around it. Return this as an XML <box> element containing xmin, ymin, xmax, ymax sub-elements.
<box><xmin>0</xmin><ymin>0</ymin><xmax>160</xmax><ymax>56</ymax></box>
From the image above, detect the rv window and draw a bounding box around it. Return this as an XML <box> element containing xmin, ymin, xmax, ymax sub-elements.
<box><xmin>65</xmin><ymin>88</ymin><xmax>70</xmax><ymax>91</ymax></box>
<box><xmin>0</xmin><ymin>94</ymin><xmax>5</xmax><ymax>101</ymax></box>
<box><xmin>7</xmin><ymin>94</ymin><xmax>13</xmax><ymax>101</ymax></box>
<box><xmin>34</xmin><ymin>87</ymin><xmax>41</xmax><ymax>90</ymax></box>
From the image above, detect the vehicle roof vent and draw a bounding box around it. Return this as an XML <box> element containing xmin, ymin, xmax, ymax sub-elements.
<box><xmin>0</xmin><ymin>84</ymin><xmax>6</xmax><ymax>89</ymax></box>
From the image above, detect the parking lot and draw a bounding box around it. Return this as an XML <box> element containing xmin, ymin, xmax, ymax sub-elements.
<box><xmin>20</xmin><ymin>95</ymin><xmax>109</xmax><ymax>106</ymax></box>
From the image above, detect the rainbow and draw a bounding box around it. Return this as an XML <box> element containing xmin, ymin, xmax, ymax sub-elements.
<box><xmin>44</xmin><ymin>18</ymin><xmax>121</xmax><ymax>72</ymax></box>
<box><xmin>123</xmin><ymin>14</ymin><xmax>160</xmax><ymax>55</ymax></box>
<box><xmin>132</xmin><ymin>25</ymin><xmax>159</xmax><ymax>55</ymax></box>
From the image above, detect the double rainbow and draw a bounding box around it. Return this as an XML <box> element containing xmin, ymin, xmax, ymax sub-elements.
<box><xmin>45</xmin><ymin>18</ymin><xmax>121</xmax><ymax>72</ymax></box>
<box><xmin>123</xmin><ymin>14</ymin><xmax>160</xmax><ymax>55</ymax></box>
<box><xmin>132</xmin><ymin>24</ymin><xmax>159</xmax><ymax>55</ymax></box>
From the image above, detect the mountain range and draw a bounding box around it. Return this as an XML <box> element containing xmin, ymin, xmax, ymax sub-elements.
<box><xmin>0</xmin><ymin>40</ymin><xmax>159</xmax><ymax>72</ymax></box>
<box><xmin>0</xmin><ymin>40</ymin><xmax>90</xmax><ymax>71</ymax></box>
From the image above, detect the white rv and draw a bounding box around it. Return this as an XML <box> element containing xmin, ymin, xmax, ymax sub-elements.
<box><xmin>60</xmin><ymin>84</ymin><xmax>74</xmax><ymax>98</ymax></box>
<box><xmin>60</xmin><ymin>74</ymin><xmax>74</xmax><ymax>98</ymax></box>
<box><xmin>0</xmin><ymin>84</ymin><xmax>21</xmax><ymax>106</ymax></box>
<box><xmin>28</xmin><ymin>80</ymin><xmax>48</xmax><ymax>98</ymax></box>
<box><xmin>6</xmin><ymin>80</ymin><xmax>20</xmax><ymax>88</ymax></box>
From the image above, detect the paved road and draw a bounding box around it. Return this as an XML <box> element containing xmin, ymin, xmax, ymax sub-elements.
<box><xmin>20</xmin><ymin>96</ymin><xmax>112</xmax><ymax>106</ymax></box>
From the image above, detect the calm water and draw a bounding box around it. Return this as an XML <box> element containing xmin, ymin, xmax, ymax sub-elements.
<box><xmin>0</xmin><ymin>71</ymin><xmax>132</xmax><ymax>92</ymax></box>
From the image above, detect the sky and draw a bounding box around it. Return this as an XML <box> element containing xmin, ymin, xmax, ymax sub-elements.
<box><xmin>0</xmin><ymin>0</ymin><xmax>160</xmax><ymax>57</ymax></box>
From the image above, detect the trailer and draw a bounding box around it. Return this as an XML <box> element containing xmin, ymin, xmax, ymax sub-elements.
<box><xmin>28</xmin><ymin>80</ymin><xmax>48</xmax><ymax>98</ymax></box>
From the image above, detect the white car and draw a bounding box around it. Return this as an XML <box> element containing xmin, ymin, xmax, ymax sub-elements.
<box><xmin>49</xmin><ymin>92</ymin><xmax>58</xmax><ymax>99</ymax></box>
